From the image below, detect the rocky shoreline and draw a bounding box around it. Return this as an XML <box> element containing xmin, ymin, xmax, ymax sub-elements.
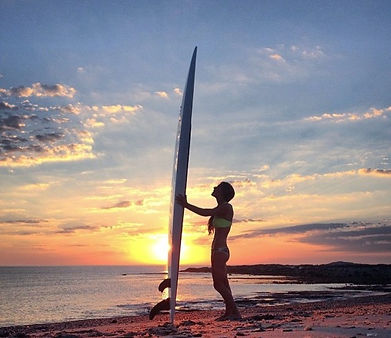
<box><xmin>1</xmin><ymin>294</ymin><xmax>390</xmax><ymax>337</ymax></box>
<box><xmin>182</xmin><ymin>261</ymin><xmax>391</xmax><ymax>284</ymax></box>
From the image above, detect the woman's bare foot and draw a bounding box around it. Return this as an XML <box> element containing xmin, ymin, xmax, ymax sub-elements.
<box><xmin>224</xmin><ymin>313</ymin><xmax>242</xmax><ymax>321</ymax></box>
<box><xmin>215</xmin><ymin>311</ymin><xmax>242</xmax><ymax>321</ymax></box>
<box><xmin>215</xmin><ymin>314</ymin><xmax>229</xmax><ymax>321</ymax></box>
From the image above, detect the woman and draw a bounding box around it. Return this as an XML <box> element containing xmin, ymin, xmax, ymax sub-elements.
<box><xmin>176</xmin><ymin>182</ymin><xmax>241</xmax><ymax>321</ymax></box>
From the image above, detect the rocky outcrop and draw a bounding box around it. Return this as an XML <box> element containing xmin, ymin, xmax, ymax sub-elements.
<box><xmin>182</xmin><ymin>261</ymin><xmax>391</xmax><ymax>284</ymax></box>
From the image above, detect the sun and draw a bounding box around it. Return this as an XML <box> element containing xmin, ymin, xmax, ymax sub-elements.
<box><xmin>151</xmin><ymin>235</ymin><xmax>170</xmax><ymax>263</ymax></box>
<box><xmin>150</xmin><ymin>235</ymin><xmax>192</xmax><ymax>264</ymax></box>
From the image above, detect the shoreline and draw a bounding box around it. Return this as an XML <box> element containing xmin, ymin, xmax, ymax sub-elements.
<box><xmin>2</xmin><ymin>294</ymin><xmax>390</xmax><ymax>337</ymax></box>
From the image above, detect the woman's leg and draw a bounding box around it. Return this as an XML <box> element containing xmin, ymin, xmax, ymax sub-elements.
<box><xmin>211</xmin><ymin>251</ymin><xmax>240</xmax><ymax>319</ymax></box>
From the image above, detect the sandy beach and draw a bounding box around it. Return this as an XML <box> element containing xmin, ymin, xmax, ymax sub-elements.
<box><xmin>1</xmin><ymin>294</ymin><xmax>390</xmax><ymax>337</ymax></box>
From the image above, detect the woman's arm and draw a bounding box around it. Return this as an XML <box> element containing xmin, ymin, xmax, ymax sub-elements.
<box><xmin>176</xmin><ymin>194</ymin><xmax>217</xmax><ymax>217</ymax></box>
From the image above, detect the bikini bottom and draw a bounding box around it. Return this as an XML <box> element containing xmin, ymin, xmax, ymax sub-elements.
<box><xmin>212</xmin><ymin>246</ymin><xmax>230</xmax><ymax>259</ymax></box>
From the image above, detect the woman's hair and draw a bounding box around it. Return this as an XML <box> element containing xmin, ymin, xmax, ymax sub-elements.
<box><xmin>220</xmin><ymin>181</ymin><xmax>235</xmax><ymax>202</ymax></box>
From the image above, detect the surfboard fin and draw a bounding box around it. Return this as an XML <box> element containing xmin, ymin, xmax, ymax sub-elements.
<box><xmin>149</xmin><ymin>297</ymin><xmax>170</xmax><ymax>320</ymax></box>
<box><xmin>158</xmin><ymin>278</ymin><xmax>171</xmax><ymax>292</ymax></box>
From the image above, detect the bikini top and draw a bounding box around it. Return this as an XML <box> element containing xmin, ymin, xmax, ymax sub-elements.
<box><xmin>212</xmin><ymin>217</ymin><xmax>232</xmax><ymax>228</ymax></box>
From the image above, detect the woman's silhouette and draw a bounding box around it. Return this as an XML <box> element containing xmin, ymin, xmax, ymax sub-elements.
<box><xmin>176</xmin><ymin>182</ymin><xmax>241</xmax><ymax>320</ymax></box>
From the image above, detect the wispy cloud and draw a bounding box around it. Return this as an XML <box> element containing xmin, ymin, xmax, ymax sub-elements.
<box><xmin>56</xmin><ymin>223</ymin><xmax>97</xmax><ymax>234</ymax></box>
<box><xmin>0</xmin><ymin>218</ymin><xmax>47</xmax><ymax>225</ymax></box>
<box><xmin>0</xmin><ymin>82</ymin><xmax>76</xmax><ymax>98</ymax></box>
<box><xmin>101</xmin><ymin>104</ymin><xmax>142</xmax><ymax>114</ymax></box>
<box><xmin>102</xmin><ymin>200</ymin><xmax>131</xmax><ymax>210</ymax></box>
<box><xmin>305</xmin><ymin>106</ymin><xmax>391</xmax><ymax>122</ymax></box>
<box><xmin>231</xmin><ymin>221</ymin><xmax>391</xmax><ymax>253</ymax></box>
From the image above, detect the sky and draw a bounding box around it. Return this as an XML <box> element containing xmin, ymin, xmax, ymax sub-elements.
<box><xmin>0</xmin><ymin>0</ymin><xmax>390</xmax><ymax>266</ymax></box>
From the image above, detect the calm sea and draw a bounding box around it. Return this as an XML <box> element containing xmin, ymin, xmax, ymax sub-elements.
<box><xmin>0</xmin><ymin>265</ymin><xmax>370</xmax><ymax>327</ymax></box>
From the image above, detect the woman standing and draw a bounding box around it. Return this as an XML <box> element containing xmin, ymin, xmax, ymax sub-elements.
<box><xmin>176</xmin><ymin>182</ymin><xmax>241</xmax><ymax>320</ymax></box>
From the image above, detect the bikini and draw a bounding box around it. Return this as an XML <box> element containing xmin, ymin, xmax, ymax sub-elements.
<box><xmin>211</xmin><ymin>217</ymin><xmax>232</xmax><ymax>257</ymax></box>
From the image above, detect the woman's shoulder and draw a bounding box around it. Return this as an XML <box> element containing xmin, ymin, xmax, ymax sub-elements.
<box><xmin>215</xmin><ymin>202</ymin><xmax>233</xmax><ymax>218</ymax></box>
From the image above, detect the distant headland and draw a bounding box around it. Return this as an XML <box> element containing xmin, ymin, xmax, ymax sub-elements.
<box><xmin>182</xmin><ymin>261</ymin><xmax>391</xmax><ymax>284</ymax></box>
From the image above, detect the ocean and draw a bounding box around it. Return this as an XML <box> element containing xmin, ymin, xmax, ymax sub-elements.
<box><xmin>0</xmin><ymin>265</ymin><xmax>375</xmax><ymax>327</ymax></box>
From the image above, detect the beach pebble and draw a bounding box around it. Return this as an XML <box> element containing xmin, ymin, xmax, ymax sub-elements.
<box><xmin>250</xmin><ymin>314</ymin><xmax>275</xmax><ymax>321</ymax></box>
<box><xmin>179</xmin><ymin>320</ymin><xmax>201</xmax><ymax>326</ymax></box>
<box><xmin>304</xmin><ymin>326</ymin><xmax>312</xmax><ymax>331</ymax></box>
<box><xmin>290</xmin><ymin>318</ymin><xmax>302</xmax><ymax>322</ymax></box>
<box><xmin>54</xmin><ymin>334</ymin><xmax>79</xmax><ymax>338</ymax></box>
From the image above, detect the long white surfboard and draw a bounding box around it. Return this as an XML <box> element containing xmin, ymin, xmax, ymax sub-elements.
<box><xmin>168</xmin><ymin>47</ymin><xmax>197</xmax><ymax>323</ymax></box>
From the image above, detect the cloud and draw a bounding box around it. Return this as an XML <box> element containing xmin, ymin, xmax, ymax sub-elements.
<box><xmin>0</xmin><ymin>101</ymin><xmax>18</xmax><ymax>110</ymax></box>
<box><xmin>358</xmin><ymin>168</ymin><xmax>391</xmax><ymax>177</ymax></box>
<box><xmin>0</xmin><ymin>90</ymin><xmax>142</xmax><ymax>167</ymax></box>
<box><xmin>0</xmin><ymin>218</ymin><xmax>47</xmax><ymax>224</ymax></box>
<box><xmin>300</xmin><ymin>45</ymin><xmax>325</xmax><ymax>59</ymax></box>
<box><xmin>154</xmin><ymin>91</ymin><xmax>169</xmax><ymax>99</ymax></box>
<box><xmin>305</xmin><ymin>106</ymin><xmax>391</xmax><ymax>122</ymax></box>
<box><xmin>16</xmin><ymin>183</ymin><xmax>50</xmax><ymax>192</ymax></box>
<box><xmin>233</xmin><ymin>218</ymin><xmax>266</xmax><ymax>224</ymax></box>
<box><xmin>173</xmin><ymin>88</ymin><xmax>183</xmax><ymax>96</ymax></box>
<box><xmin>231</xmin><ymin>221</ymin><xmax>391</xmax><ymax>253</ymax></box>
<box><xmin>102</xmin><ymin>200</ymin><xmax>131</xmax><ymax>209</ymax></box>
<box><xmin>60</xmin><ymin>104</ymin><xmax>82</xmax><ymax>115</ymax></box>
<box><xmin>35</xmin><ymin>132</ymin><xmax>64</xmax><ymax>142</ymax></box>
<box><xmin>101</xmin><ymin>199</ymin><xmax>145</xmax><ymax>210</ymax></box>
<box><xmin>232</xmin><ymin>223</ymin><xmax>349</xmax><ymax>239</ymax></box>
<box><xmin>0</xmin><ymin>82</ymin><xmax>76</xmax><ymax>98</ymax></box>
<box><xmin>56</xmin><ymin>223</ymin><xmax>96</xmax><ymax>234</ymax></box>
<box><xmin>299</xmin><ymin>222</ymin><xmax>391</xmax><ymax>253</ymax></box>
<box><xmin>101</xmin><ymin>104</ymin><xmax>142</xmax><ymax>114</ymax></box>
<box><xmin>0</xmin><ymin>100</ymin><xmax>96</xmax><ymax>167</ymax></box>
<box><xmin>269</xmin><ymin>54</ymin><xmax>285</xmax><ymax>62</ymax></box>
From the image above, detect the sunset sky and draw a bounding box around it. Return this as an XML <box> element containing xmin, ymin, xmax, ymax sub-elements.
<box><xmin>1</xmin><ymin>0</ymin><xmax>390</xmax><ymax>266</ymax></box>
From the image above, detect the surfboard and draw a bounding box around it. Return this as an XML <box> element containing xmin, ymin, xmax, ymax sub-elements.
<box><xmin>167</xmin><ymin>47</ymin><xmax>197</xmax><ymax>323</ymax></box>
<box><xmin>149</xmin><ymin>47</ymin><xmax>197</xmax><ymax>324</ymax></box>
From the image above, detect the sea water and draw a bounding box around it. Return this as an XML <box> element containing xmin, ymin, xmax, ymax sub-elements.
<box><xmin>0</xmin><ymin>266</ymin><xmax>367</xmax><ymax>327</ymax></box>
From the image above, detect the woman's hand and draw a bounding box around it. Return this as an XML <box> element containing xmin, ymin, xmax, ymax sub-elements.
<box><xmin>176</xmin><ymin>194</ymin><xmax>188</xmax><ymax>207</ymax></box>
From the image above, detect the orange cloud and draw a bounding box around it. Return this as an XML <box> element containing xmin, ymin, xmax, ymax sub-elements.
<box><xmin>154</xmin><ymin>91</ymin><xmax>169</xmax><ymax>98</ymax></box>
<box><xmin>305</xmin><ymin>106</ymin><xmax>391</xmax><ymax>122</ymax></box>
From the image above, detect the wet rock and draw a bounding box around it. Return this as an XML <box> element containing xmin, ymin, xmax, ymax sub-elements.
<box><xmin>148</xmin><ymin>323</ymin><xmax>178</xmax><ymax>336</ymax></box>
<box><xmin>179</xmin><ymin>320</ymin><xmax>203</xmax><ymax>327</ymax></box>
<box><xmin>55</xmin><ymin>334</ymin><xmax>79</xmax><ymax>338</ymax></box>
<box><xmin>249</xmin><ymin>314</ymin><xmax>276</xmax><ymax>321</ymax></box>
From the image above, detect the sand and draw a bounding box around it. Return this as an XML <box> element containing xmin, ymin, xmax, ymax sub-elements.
<box><xmin>1</xmin><ymin>294</ymin><xmax>390</xmax><ymax>337</ymax></box>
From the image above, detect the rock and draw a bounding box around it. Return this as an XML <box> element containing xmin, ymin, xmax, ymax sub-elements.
<box><xmin>179</xmin><ymin>320</ymin><xmax>200</xmax><ymax>326</ymax></box>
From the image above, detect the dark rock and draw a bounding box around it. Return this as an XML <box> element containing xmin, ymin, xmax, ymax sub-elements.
<box><xmin>182</xmin><ymin>261</ymin><xmax>391</xmax><ymax>284</ymax></box>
